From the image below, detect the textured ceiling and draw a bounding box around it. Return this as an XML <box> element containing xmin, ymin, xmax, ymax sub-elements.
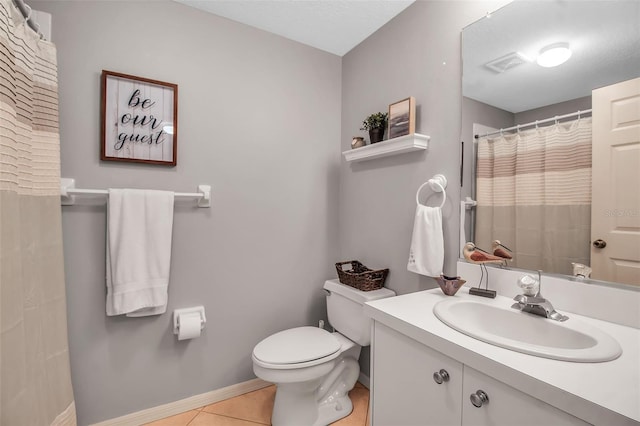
<box><xmin>174</xmin><ymin>0</ymin><xmax>415</xmax><ymax>56</ymax></box>
<box><xmin>463</xmin><ymin>0</ymin><xmax>640</xmax><ymax>113</ymax></box>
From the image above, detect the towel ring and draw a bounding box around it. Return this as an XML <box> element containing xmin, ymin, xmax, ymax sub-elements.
<box><xmin>416</xmin><ymin>174</ymin><xmax>448</xmax><ymax>208</ymax></box>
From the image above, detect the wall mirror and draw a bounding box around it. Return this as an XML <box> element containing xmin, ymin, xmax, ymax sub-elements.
<box><xmin>461</xmin><ymin>0</ymin><xmax>640</xmax><ymax>288</ymax></box>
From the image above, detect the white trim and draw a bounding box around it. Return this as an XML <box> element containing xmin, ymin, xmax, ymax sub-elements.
<box><xmin>90</xmin><ymin>378</ymin><xmax>271</xmax><ymax>426</ymax></box>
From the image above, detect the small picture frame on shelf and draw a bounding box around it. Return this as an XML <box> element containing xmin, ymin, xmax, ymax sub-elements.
<box><xmin>388</xmin><ymin>96</ymin><xmax>415</xmax><ymax>139</ymax></box>
<box><xmin>101</xmin><ymin>70</ymin><xmax>178</xmax><ymax>166</ymax></box>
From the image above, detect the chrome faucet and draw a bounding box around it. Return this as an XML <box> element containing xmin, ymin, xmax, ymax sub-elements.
<box><xmin>511</xmin><ymin>271</ymin><xmax>569</xmax><ymax>322</ymax></box>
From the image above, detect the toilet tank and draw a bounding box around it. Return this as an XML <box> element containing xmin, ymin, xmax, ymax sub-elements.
<box><xmin>324</xmin><ymin>279</ymin><xmax>395</xmax><ymax>346</ymax></box>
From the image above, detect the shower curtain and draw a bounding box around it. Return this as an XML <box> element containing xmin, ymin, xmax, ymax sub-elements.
<box><xmin>475</xmin><ymin>117</ymin><xmax>592</xmax><ymax>276</ymax></box>
<box><xmin>0</xmin><ymin>1</ymin><xmax>76</xmax><ymax>424</ymax></box>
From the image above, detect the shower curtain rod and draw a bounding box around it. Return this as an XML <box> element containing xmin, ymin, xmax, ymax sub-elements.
<box><xmin>12</xmin><ymin>0</ymin><xmax>43</xmax><ymax>39</ymax></box>
<box><xmin>474</xmin><ymin>108</ymin><xmax>592</xmax><ymax>139</ymax></box>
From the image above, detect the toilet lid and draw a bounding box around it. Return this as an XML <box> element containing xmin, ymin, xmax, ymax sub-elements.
<box><xmin>253</xmin><ymin>326</ymin><xmax>341</xmax><ymax>365</ymax></box>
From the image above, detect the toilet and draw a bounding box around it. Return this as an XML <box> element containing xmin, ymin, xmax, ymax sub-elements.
<box><xmin>252</xmin><ymin>279</ymin><xmax>395</xmax><ymax>426</ymax></box>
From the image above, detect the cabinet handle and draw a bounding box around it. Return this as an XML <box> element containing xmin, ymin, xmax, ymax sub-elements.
<box><xmin>433</xmin><ymin>369</ymin><xmax>450</xmax><ymax>384</ymax></box>
<box><xmin>470</xmin><ymin>390</ymin><xmax>489</xmax><ymax>408</ymax></box>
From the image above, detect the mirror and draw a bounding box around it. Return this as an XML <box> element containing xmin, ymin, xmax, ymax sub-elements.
<box><xmin>461</xmin><ymin>0</ymin><xmax>640</xmax><ymax>287</ymax></box>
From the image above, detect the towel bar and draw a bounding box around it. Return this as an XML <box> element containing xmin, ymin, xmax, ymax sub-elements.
<box><xmin>60</xmin><ymin>178</ymin><xmax>211</xmax><ymax>208</ymax></box>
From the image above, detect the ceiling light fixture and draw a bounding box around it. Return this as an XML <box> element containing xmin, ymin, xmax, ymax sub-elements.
<box><xmin>536</xmin><ymin>42</ymin><xmax>572</xmax><ymax>68</ymax></box>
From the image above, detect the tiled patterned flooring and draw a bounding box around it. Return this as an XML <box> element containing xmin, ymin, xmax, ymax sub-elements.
<box><xmin>144</xmin><ymin>382</ymin><xmax>370</xmax><ymax>426</ymax></box>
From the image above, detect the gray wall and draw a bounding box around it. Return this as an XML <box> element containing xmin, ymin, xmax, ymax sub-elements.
<box><xmin>514</xmin><ymin>95</ymin><xmax>592</xmax><ymax>124</ymax></box>
<box><xmin>32</xmin><ymin>0</ymin><xmax>519</xmax><ymax>423</ymax></box>
<box><xmin>340</xmin><ymin>0</ymin><xmax>509</xmax><ymax>294</ymax></box>
<box><xmin>32</xmin><ymin>1</ymin><xmax>341</xmax><ymax>424</ymax></box>
<box><xmin>340</xmin><ymin>0</ymin><xmax>510</xmax><ymax>374</ymax></box>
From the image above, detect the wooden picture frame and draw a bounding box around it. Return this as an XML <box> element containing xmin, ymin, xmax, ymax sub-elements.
<box><xmin>388</xmin><ymin>96</ymin><xmax>416</xmax><ymax>139</ymax></box>
<box><xmin>101</xmin><ymin>70</ymin><xmax>178</xmax><ymax>166</ymax></box>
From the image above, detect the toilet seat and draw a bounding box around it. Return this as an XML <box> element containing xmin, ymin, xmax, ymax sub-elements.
<box><xmin>253</xmin><ymin>326</ymin><xmax>341</xmax><ymax>369</ymax></box>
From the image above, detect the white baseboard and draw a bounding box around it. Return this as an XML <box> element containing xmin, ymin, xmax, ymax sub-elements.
<box><xmin>90</xmin><ymin>378</ymin><xmax>271</xmax><ymax>426</ymax></box>
<box><xmin>358</xmin><ymin>371</ymin><xmax>370</xmax><ymax>389</ymax></box>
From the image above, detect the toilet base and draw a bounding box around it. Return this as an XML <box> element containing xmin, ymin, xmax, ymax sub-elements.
<box><xmin>316</xmin><ymin>391</ymin><xmax>354</xmax><ymax>425</ymax></box>
<box><xmin>269</xmin><ymin>354</ymin><xmax>361</xmax><ymax>426</ymax></box>
<box><xmin>273</xmin><ymin>393</ymin><xmax>354</xmax><ymax>426</ymax></box>
<box><xmin>271</xmin><ymin>378</ymin><xmax>327</xmax><ymax>426</ymax></box>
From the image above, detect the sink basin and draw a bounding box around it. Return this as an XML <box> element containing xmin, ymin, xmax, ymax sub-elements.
<box><xmin>433</xmin><ymin>297</ymin><xmax>622</xmax><ymax>362</ymax></box>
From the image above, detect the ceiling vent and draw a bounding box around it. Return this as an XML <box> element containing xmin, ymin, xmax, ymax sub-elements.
<box><xmin>484</xmin><ymin>52</ymin><xmax>530</xmax><ymax>73</ymax></box>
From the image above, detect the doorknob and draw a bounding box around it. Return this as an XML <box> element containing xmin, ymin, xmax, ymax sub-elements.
<box><xmin>593</xmin><ymin>239</ymin><xmax>607</xmax><ymax>249</ymax></box>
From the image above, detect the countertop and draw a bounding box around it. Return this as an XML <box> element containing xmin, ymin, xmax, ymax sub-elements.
<box><xmin>364</xmin><ymin>288</ymin><xmax>640</xmax><ymax>426</ymax></box>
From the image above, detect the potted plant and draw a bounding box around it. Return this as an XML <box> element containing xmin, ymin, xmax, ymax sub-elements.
<box><xmin>360</xmin><ymin>112</ymin><xmax>388</xmax><ymax>144</ymax></box>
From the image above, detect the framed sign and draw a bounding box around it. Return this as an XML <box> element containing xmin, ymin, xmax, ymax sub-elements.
<box><xmin>388</xmin><ymin>96</ymin><xmax>416</xmax><ymax>139</ymax></box>
<box><xmin>101</xmin><ymin>70</ymin><xmax>178</xmax><ymax>166</ymax></box>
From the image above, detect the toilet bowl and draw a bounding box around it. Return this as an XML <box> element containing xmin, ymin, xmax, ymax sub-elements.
<box><xmin>252</xmin><ymin>280</ymin><xmax>395</xmax><ymax>426</ymax></box>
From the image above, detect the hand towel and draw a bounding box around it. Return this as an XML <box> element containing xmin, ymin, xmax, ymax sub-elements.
<box><xmin>407</xmin><ymin>205</ymin><xmax>444</xmax><ymax>277</ymax></box>
<box><xmin>106</xmin><ymin>189</ymin><xmax>175</xmax><ymax>317</ymax></box>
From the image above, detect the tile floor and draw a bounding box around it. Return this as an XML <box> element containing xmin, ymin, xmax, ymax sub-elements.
<box><xmin>144</xmin><ymin>382</ymin><xmax>370</xmax><ymax>426</ymax></box>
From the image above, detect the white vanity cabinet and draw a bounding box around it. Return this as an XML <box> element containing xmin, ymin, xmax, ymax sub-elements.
<box><xmin>371</xmin><ymin>322</ymin><xmax>589</xmax><ymax>426</ymax></box>
<box><xmin>372</xmin><ymin>322</ymin><xmax>463</xmax><ymax>425</ymax></box>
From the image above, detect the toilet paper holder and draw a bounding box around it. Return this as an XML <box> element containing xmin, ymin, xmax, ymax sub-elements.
<box><xmin>173</xmin><ymin>306</ymin><xmax>206</xmax><ymax>335</ymax></box>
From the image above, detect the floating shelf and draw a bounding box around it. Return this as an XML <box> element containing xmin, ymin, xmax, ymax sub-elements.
<box><xmin>342</xmin><ymin>133</ymin><xmax>429</xmax><ymax>162</ymax></box>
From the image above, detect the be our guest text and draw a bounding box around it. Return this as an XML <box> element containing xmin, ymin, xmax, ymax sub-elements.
<box><xmin>115</xmin><ymin>89</ymin><xmax>166</xmax><ymax>150</ymax></box>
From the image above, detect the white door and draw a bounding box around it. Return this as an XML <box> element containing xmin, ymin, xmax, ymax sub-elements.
<box><xmin>591</xmin><ymin>77</ymin><xmax>640</xmax><ymax>285</ymax></box>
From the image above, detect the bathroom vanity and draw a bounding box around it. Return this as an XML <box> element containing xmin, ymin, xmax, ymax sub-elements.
<box><xmin>364</xmin><ymin>266</ymin><xmax>640</xmax><ymax>426</ymax></box>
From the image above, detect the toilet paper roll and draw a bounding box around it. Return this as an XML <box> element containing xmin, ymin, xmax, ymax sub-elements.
<box><xmin>178</xmin><ymin>312</ymin><xmax>202</xmax><ymax>340</ymax></box>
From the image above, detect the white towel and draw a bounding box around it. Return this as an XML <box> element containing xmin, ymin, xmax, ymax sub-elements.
<box><xmin>106</xmin><ymin>189</ymin><xmax>175</xmax><ymax>317</ymax></box>
<box><xmin>407</xmin><ymin>205</ymin><xmax>444</xmax><ymax>277</ymax></box>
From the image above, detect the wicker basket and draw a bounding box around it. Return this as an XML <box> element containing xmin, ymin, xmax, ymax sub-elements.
<box><xmin>335</xmin><ymin>260</ymin><xmax>389</xmax><ymax>291</ymax></box>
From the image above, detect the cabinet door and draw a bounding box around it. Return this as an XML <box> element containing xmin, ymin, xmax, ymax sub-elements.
<box><xmin>462</xmin><ymin>367</ymin><xmax>589</xmax><ymax>426</ymax></box>
<box><xmin>372</xmin><ymin>322</ymin><xmax>463</xmax><ymax>426</ymax></box>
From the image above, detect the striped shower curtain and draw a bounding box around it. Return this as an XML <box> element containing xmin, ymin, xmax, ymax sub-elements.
<box><xmin>0</xmin><ymin>1</ymin><xmax>76</xmax><ymax>424</ymax></box>
<box><xmin>475</xmin><ymin>117</ymin><xmax>592</xmax><ymax>276</ymax></box>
